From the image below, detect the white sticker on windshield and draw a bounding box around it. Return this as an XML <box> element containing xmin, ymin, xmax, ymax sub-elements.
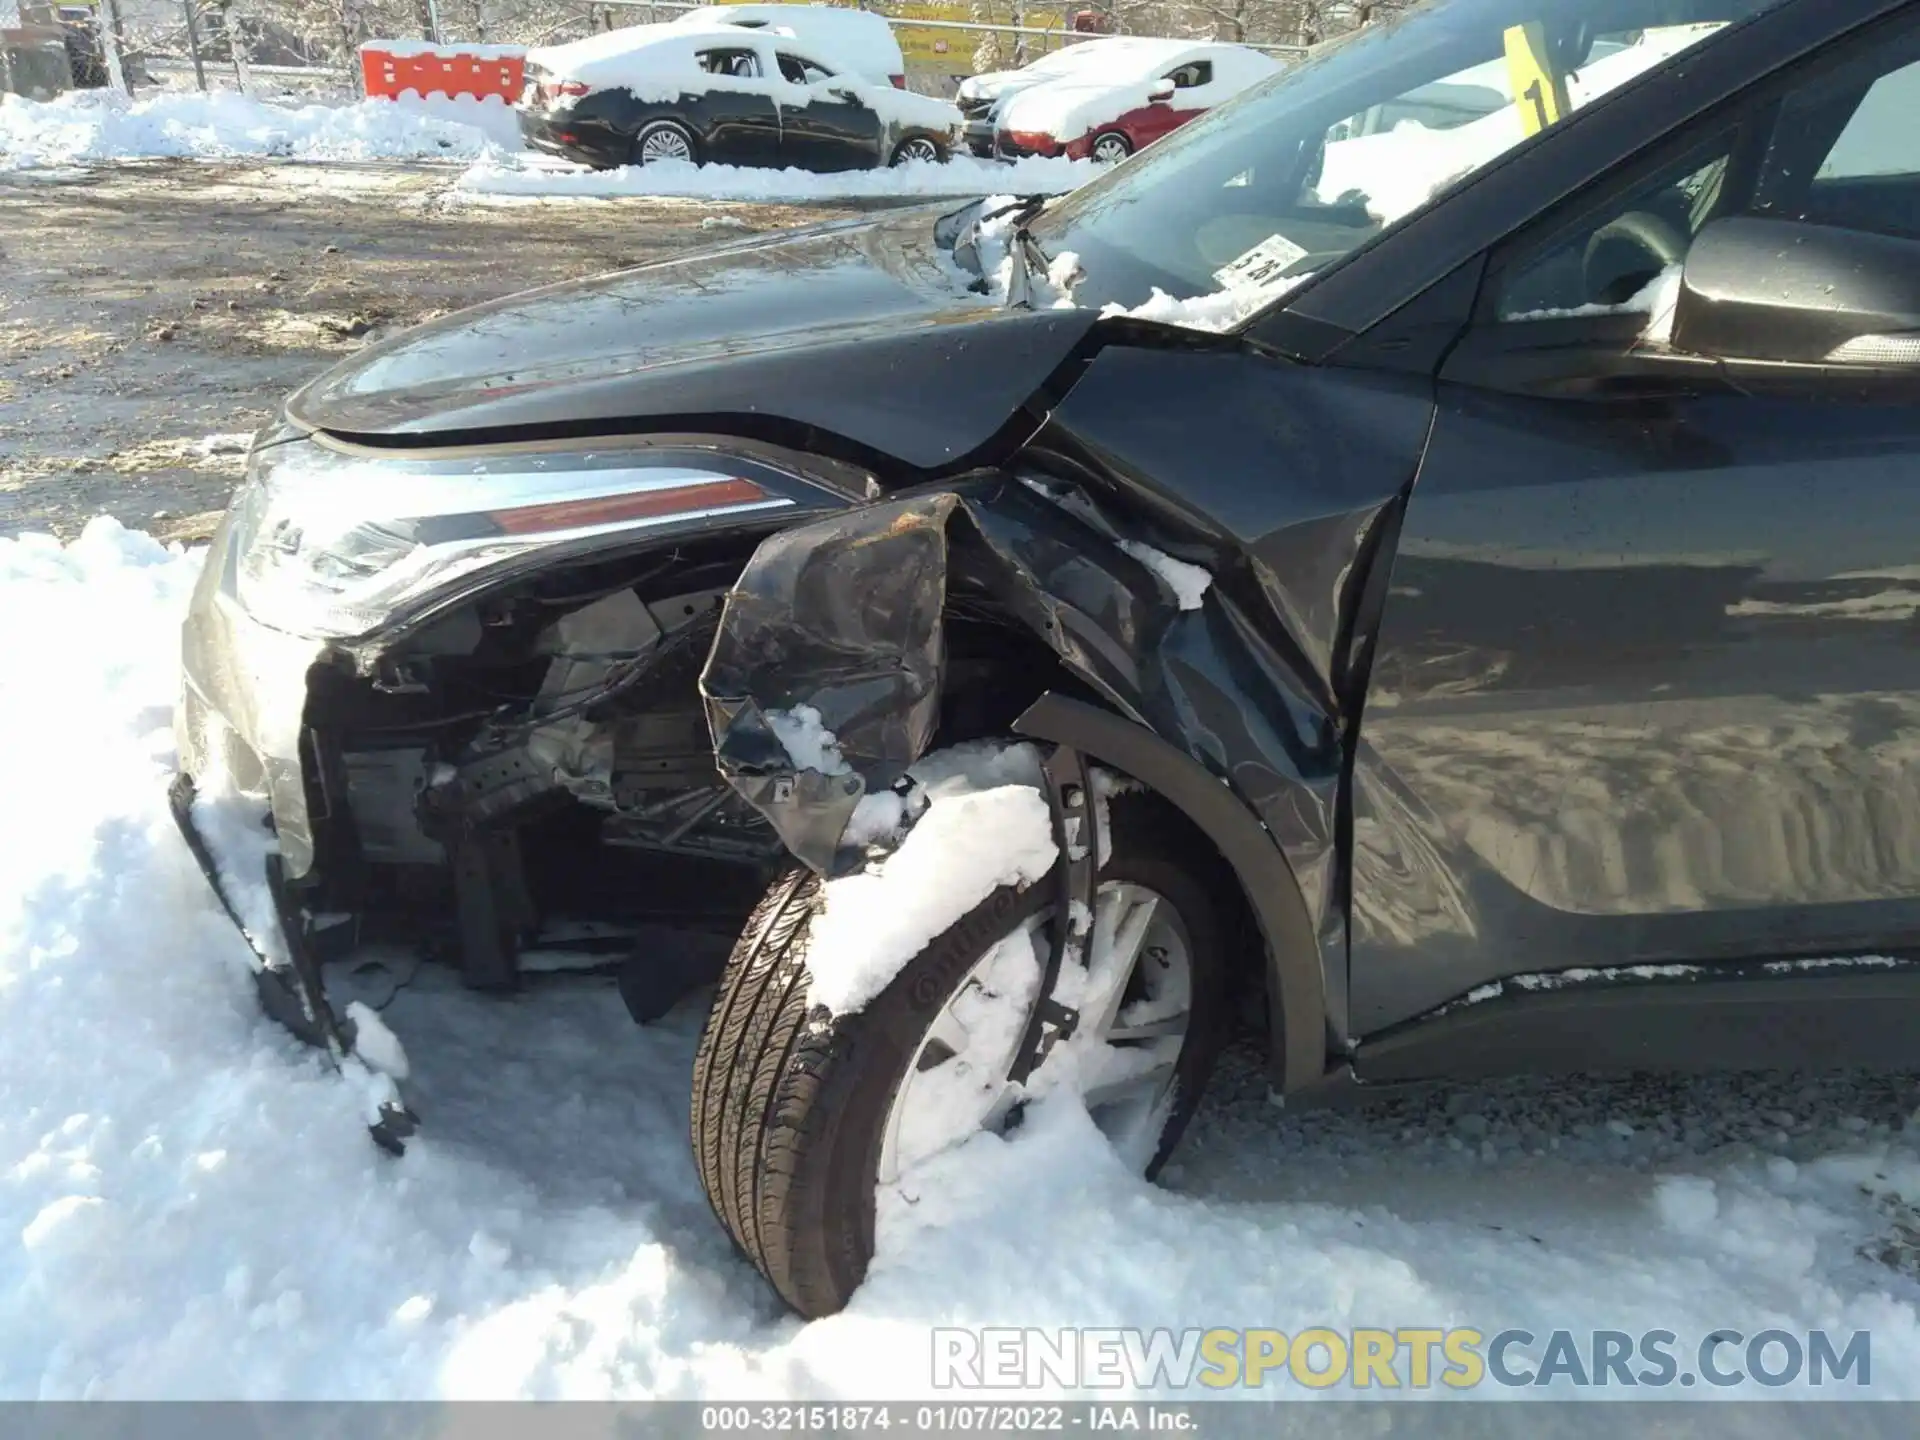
<box><xmin>1212</xmin><ymin>233</ymin><xmax>1309</xmax><ymax>291</ymax></box>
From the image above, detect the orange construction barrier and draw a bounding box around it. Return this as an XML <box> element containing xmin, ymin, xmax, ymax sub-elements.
<box><xmin>359</xmin><ymin>42</ymin><xmax>527</xmax><ymax>103</ymax></box>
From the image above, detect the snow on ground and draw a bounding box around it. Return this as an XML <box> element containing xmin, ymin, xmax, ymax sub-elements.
<box><xmin>0</xmin><ymin>90</ymin><xmax>521</xmax><ymax>170</ymax></box>
<box><xmin>455</xmin><ymin>150</ymin><xmax>1094</xmax><ymax>203</ymax></box>
<box><xmin>0</xmin><ymin>87</ymin><xmax>1093</xmax><ymax>203</ymax></box>
<box><xmin>5</xmin><ymin>523</ymin><xmax>1920</xmax><ymax>1401</ymax></box>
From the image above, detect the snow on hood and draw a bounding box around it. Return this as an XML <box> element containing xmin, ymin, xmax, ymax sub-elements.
<box><xmin>1317</xmin><ymin>23</ymin><xmax>1725</xmax><ymax>226</ymax></box>
<box><xmin>956</xmin><ymin>39</ymin><xmax>1141</xmax><ymax>104</ymax></box>
<box><xmin>0</xmin><ymin>90</ymin><xmax>518</xmax><ymax>170</ymax></box>
<box><xmin>997</xmin><ymin>78</ymin><xmax>1159</xmax><ymax>141</ymax></box>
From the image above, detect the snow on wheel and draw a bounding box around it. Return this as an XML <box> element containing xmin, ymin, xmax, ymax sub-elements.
<box><xmin>889</xmin><ymin>135</ymin><xmax>945</xmax><ymax>166</ymax></box>
<box><xmin>632</xmin><ymin>120</ymin><xmax>696</xmax><ymax>167</ymax></box>
<box><xmin>1091</xmin><ymin>131</ymin><xmax>1132</xmax><ymax>163</ymax></box>
<box><xmin>689</xmin><ymin>780</ymin><xmax>1226</xmax><ymax>1318</ymax></box>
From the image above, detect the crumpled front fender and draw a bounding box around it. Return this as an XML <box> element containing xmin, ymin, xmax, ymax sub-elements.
<box><xmin>702</xmin><ymin>473</ymin><xmax>1340</xmax><ymax>862</ymax></box>
<box><xmin>700</xmin><ymin>476</ymin><xmax>1345</xmax><ymax>1085</ymax></box>
<box><xmin>700</xmin><ymin>477</ymin><xmax>1209</xmax><ymax>862</ymax></box>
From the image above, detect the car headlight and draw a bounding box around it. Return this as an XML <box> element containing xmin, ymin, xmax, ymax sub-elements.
<box><xmin>229</xmin><ymin>433</ymin><xmax>809</xmax><ymax>640</ymax></box>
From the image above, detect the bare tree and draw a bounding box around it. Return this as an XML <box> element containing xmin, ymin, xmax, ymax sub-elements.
<box><xmin>117</xmin><ymin>0</ymin><xmax>1409</xmax><ymax>78</ymax></box>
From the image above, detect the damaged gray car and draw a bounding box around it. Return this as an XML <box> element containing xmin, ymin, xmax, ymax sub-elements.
<box><xmin>174</xmin><ymin>0</ymin><xmax>1920</xmax><ymax>1318</ymax></box>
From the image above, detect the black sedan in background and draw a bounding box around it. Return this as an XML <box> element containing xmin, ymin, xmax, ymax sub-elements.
<box><xmin>517</xmin><ymin>21</ymin><xmax>960</xmax><ymax>170</ymax></box>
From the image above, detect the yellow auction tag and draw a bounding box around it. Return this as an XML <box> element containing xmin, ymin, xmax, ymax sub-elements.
<box><xmin>1504</xmin><ymin>21</ymin><xmax>1571</xmax><ymax>136</ymax></box>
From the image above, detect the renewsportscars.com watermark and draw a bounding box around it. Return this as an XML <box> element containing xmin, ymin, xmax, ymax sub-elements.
<box><xmin>932</xmin><ymin>1327</ymin><xmax>1873</xmax><ymax>1391</ymax></box>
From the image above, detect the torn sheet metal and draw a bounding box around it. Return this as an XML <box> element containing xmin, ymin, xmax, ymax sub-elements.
<box><xmin>700</xmin><ymin>477</ymin><xmax>1340</xmax><ymax>890</ymax></box>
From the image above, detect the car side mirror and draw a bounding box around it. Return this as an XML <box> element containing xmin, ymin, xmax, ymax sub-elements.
<box><xmin>827</xmin><ymin>83</ymin><xmax>859</xmax><ymax>101</ymax></box>
<box><xmin>1671</xmin><ymin>216</ymin><xmax>1920</xmax><ymax>366</ymax></box>
<box><xmin>1148</xmin><ymin>78</ymin><xmax>1175</xmax><ymax>104</ymax></box>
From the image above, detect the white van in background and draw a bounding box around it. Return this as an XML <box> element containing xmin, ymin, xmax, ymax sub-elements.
<box><xmin>671</xmin><ymin>5</ymin><xmax>907</xmax><ymax>87</ymax></box>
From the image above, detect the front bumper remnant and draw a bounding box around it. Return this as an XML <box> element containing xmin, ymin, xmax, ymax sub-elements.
<box><xmin>168</xmin><ymin>772</ymin><xmax>419</xmax><ymax>1155</ymax></box>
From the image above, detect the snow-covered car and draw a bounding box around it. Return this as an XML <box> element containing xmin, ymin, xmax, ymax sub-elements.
<box><xmin>671</xmin><ymin>3</ymin><xmax>908</xmax><ymax>88</ymax></box>
<box><xmin>993</xmin><ymin>38</ymin><xmax>1280</xmax><ymax>162</ymax></box>
<box><xmin>175</xmin><ymin>0</ymin><xmax>1920</xmax><ymax>1321</ymax></box>
<box><xmin>954</xmin><ymin>36</ymin><xmax>1133</xmax><ymax>156</ymax></box>
<box><xmin>517</xmin><ymin>22</ymin><xmax>958</xmax><ymax>170</ymax></box>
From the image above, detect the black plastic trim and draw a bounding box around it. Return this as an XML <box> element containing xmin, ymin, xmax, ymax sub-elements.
<box><xmin>1355</xmin><ymin>966</ymin><xmax>1920</xmax><ymax>1083</ymax></box>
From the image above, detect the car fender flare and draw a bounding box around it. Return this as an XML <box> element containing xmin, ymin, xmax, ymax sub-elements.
<box><xmin>1013</xmin><ymin>691</ymin><xmax>1327</xmax><ymax>1093</ymax></box>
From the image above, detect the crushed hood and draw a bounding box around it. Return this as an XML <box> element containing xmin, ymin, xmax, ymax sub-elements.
<box><xmin>287</xmin><ymin>206</ymin><xmax>1099</xmax><ymax>471</ymax></box>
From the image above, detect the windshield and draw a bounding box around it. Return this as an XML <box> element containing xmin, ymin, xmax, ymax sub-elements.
<box><xmin>1031</xmin><ymin>0</ymin><xmax>1790</xmax><ymax>317</ymax></box>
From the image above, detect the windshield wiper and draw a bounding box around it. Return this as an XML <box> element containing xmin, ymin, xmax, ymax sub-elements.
<box><xmin>948</xmin><ymin>194</ymin><xmax>1052</xmax><ymax>305</ymax></box>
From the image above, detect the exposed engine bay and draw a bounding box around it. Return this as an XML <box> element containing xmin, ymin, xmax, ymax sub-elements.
<box><xmin>276</xmin><ymin>517</ymin><xmax>1064</xmax><ymax>1019</ymax></box>
<box><xmin>298</xmin><ymin>539</ymin><xmax>782</xmax><ymax>1011</ymax></box>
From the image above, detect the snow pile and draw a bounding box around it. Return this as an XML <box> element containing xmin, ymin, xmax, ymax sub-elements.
<box><xmin>807</xmin><ymin>744</ymin><xmax>1058</xmax><ymax>1016</ymax></box>
<box><xmin>458</xmin><ymin>150</ymin><xmax>1093</xmax><ymax>202</ymax></box>
<box><xmin>0</xmin><ymin>90</ymin><xmax>520</xmax><ymax>170</ymax></box>
<box><xmin>4</xmin><ymin>521</ymin><xmax>1920</xmax><ymax>1398</ymax></box>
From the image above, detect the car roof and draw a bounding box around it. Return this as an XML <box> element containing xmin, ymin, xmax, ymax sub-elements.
<box><xmin>527</xmin><ymin>23</ymin><xmax>785</xmax><ymax>74</ymax></box>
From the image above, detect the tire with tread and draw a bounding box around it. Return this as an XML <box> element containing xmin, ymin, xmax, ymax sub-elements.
<box><xmin>689</xmin><ymin>795</ymin><xmax>1228</xmax><ymax>1317</ymax></box>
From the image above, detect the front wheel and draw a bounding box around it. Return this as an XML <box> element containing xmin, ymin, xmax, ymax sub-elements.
<box><xmin>889</xmin><ymin>134</ymin><xmax>947</xmax><ymax>166</ymax></box>
<box><xmin>689</xmin><ymin>794</ymin><xmax>1227</xmax><ymax>1317</ymax></box>
<box><xmin>1090</xmin><ymin>130</ymin><xmax>1133</xmax><ymax>164</ymax></box>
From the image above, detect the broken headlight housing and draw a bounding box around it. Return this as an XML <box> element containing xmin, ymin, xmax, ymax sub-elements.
<box><xmin>229</xmin><ymin>432</ymin><xmax>805</xmax><ymax>639</ymax></box>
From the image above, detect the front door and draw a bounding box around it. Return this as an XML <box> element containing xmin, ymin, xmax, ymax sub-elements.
<box><xmin>1350</xmin><ymin>20</ymin><xmax>1920</xmax><ymax>1032</ymax></box>
<box><xmin>776</xmin><ymin>53</ymin><xmax>883</xmax><ymax>171</ymax></box>
<box><xmin>690</xmin><ymin>44</ymin><xmax>782</xmax><ymax>167</ymax></box>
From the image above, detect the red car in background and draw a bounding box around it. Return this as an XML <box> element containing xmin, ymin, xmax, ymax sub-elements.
<box><xmin>994</xmin><ymin>38</ymin><xmax>1281</xmax><ymax>162</ymax></box>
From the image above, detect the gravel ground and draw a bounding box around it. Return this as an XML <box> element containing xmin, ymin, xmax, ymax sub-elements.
<box><xmin>0</xmin><ymin>159</ymin><xmax>873</xmax><ymax>543</ymax></box>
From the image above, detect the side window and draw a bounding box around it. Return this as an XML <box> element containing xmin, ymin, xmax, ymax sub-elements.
<box><xmin>1494</xmin><ymin>141</ymin><xmax>1734</xmax><ymax>319</ymax></box>
<box><xmin>1818</xmin><ymin>63</ymin><xmax>1920</xmax><ymax>179</ymax></box>
<box><xmin>1754</xmin><ymin>44</ymin><xmax>1920</xmax><ymax>238</ymax></box>
<box><xmin>1493</xmin><ymin>16</ymin><xmax>1920</xmax><ymax>323</ymax></box>
<box><xmin>697</xmin><ymin>47</ymin><xmax>760</xmax><ymax>79</ymax></box>
<box><xmin>1167</xmin><ymin>61</ymin><xmax>1212</xmax><ymax>89</ymax></box>
<box><xmin>778</xmin><ymin>53</ymin><xmax>835</xmax><ymax>86</ymax></box>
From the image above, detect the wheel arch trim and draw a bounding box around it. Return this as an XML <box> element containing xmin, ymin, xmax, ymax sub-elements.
<box><xmin>1013</xmin><ymin>691</ymin><xmax>1328</xmax><ymax>1092</ymax></box>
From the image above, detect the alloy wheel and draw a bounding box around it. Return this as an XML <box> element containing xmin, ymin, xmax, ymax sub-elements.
<box><xmin>1092</xmin><ymin>134</ymin><xmax>1131</xmax><ymax>163</ymax></box>
<box><xmin>893</xmin><ymin>136</ymin><xmax>942</xmax><ymax>165</ymax></box>
<box><xmin>877</xmin><ymin>881</ymin><xmax>1193</xmax><ymax>1183</ymax></box>
<box><xmin>638</xmin><ymin>126</ymin><xmax>694</xmax><ymax>165</ymax></box>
